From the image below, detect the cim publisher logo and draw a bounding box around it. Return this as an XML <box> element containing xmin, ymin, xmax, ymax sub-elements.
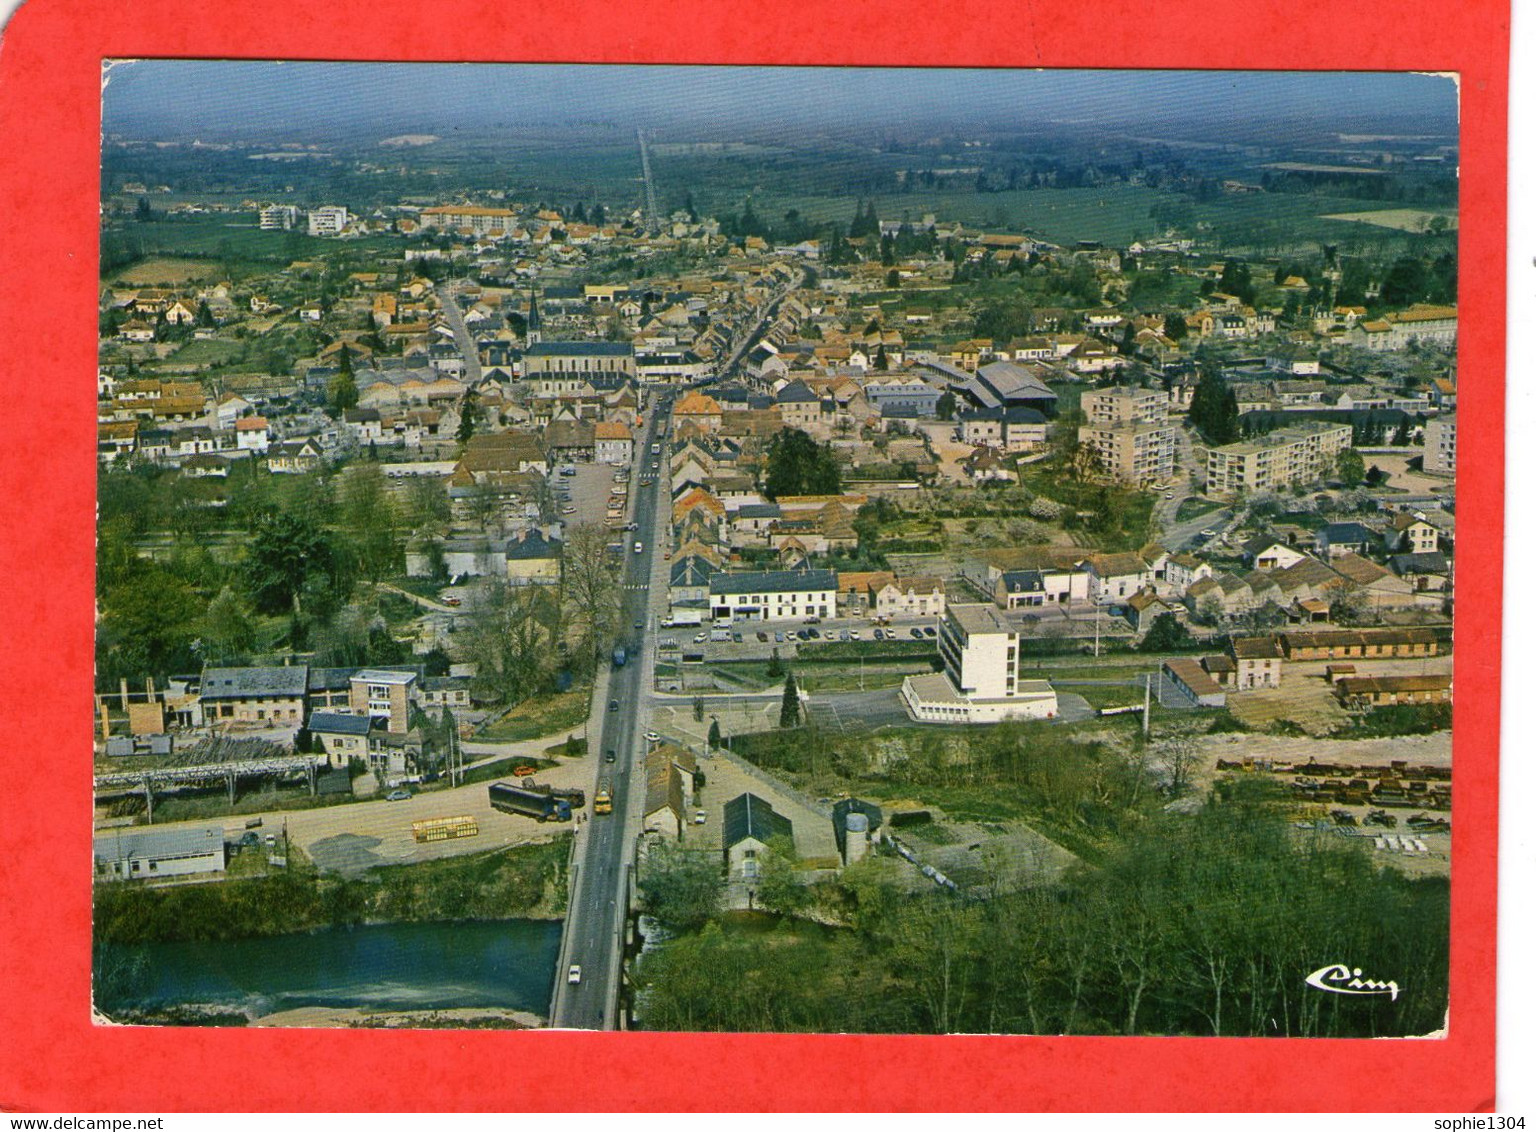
<box><xmin>1305</xmin><ymin>963</ymin><xmax>1400</xmax><ymax>1001</ymax></box>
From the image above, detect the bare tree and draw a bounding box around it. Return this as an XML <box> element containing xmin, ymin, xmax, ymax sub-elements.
<box><xmin>561</xmin><ymin>521</ymin><xmax>623</xmax><ymax>669</ymax></box>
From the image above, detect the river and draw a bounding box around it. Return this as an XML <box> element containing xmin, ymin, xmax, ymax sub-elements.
<box><xmin>96</xmin><ymin>919</ymin><xmax>562</xmax><ymax>1023</ymax></box>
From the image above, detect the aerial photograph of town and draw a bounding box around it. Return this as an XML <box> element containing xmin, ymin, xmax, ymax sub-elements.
<box><xmin>92</xmin><ymin>63</ymin><xmax>1457</xmax><ymax>1037</ymax></box>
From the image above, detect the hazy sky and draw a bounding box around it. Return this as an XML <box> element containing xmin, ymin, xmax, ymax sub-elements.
<box><xmin>102</xmin><ymin>62</ymin><xmax>1458</xmax><ymax>140</ymax></box>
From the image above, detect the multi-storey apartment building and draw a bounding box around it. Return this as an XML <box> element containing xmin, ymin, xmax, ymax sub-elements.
<box><xmin>306</xmin><ymin>205</ymin><xmax>349</xmax><ymax>237</ymax></box>
<box><xmin>1197</xmin><ymin>421</ymin><xmax>1352</xmax><ymax>499</ymax></box>
<box><xmin>418</xmin><ymin>205</ymin><xmax>517</xmax><ymax>236</ymax></box>
<box><xmin>1424</xmin><ymin>413</ymin><xmax>1457</xmax><ymax>476</ymax></box>
<box><xmin>1076</xmin><ymin>386</ymin><xmax>1176</xmax><ymax>487</ymax></box>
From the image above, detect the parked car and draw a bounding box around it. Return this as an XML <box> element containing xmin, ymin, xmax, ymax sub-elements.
<box><xmin>910</xmin><ymin>627</ymin><xmax>924</xmax><ymax>639</ymax></box>
<box><xmin>839</xmin><ymin>629</ymin><xmax>850</xmax><ymax>641</ymax></box>
<box><xmin>694</xmin><ymin>632</ymin><xmax>708</xmax><ymax>643</ymax></box>
<box><xmin>732</xmin><ymin>632</ymin><xmax>743</xmax><ymax>643</ymax></box>
<box><xmin>645</xmin><ymin>731</ymin><xmax>661</xmax><ymax>742</ymax></box>
<box><xmin>849</xmin><ymin>629</ymin><xmax>861</xmax><ymax>639</ymax></box>
<box><xmin>806</xmin><ymin>628</ymin><xmax>820</xmax><ymax>639</ymax></box>
<box><xmin>756</xmin><ymin>631</ymin><xmax>769</xmax><ymax>643</ymax></box>
<box><xmin>386</xmin><ymin>789</ymin><xmax>411</xmax><ymax>802</ymax></box>
<box><xmin>923</xmin><ymin>626</ymin><xmax>936</xmax><ymax>637</ymax></box>
<box><xmin>774</xmin><ymin>631</ymin><xmax>785</xmax><ymax>643</ymax></box>
<box><xmin>873</xmin><ymin>629</ymin><xmax>885</xmax><ymax>640</ymax></box>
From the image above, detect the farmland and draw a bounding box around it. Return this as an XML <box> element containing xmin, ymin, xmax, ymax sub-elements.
<box><xmin>1320</xmin><ymin>207</ymin><xmax>1459</xmax><ymax>231</ymax></box>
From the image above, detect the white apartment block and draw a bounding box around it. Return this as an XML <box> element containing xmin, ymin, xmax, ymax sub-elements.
<box><xmin>902</xmin><ymin>603</ymin><xmax>1058</xmax><ymax>724</ymax></box>
<box><xmin>259</xmin><ymin>204</ymin><xmax>300</xmax><ymax>231</ymax></box>
<box><xmin>1197</xmin><ymin>422</ymin><xmax>1352</xmax><ymax>499</ymax></box>
<box><xmin>1423</xmin><ymin>413</ymin><xmax>1457</xmax><ymax>476</ymax></box>
<box><xmin>307</xmin><ymin>206</ymin><xmax>350</xmax><ymax>237</ymax></box>
<box><xmin>1077</xmin><ymin>386</ymin><xmax>1175</xmax><ymax>487</ymax></box>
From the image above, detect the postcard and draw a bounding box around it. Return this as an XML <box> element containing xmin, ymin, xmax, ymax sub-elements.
<box><xmin>0</xmin><ymin>0</ymin><xmax>1506</xmax><ymax>1114</ymax></box>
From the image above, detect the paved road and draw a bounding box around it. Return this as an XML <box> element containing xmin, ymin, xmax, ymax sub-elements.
<box><xmin>435</xmin><ymin>282</ymin><xmax>483</xmax><ymax>387</ymax></box>
<box><xmin>550</xmin><ymin>389</ymin><xmax>676</xmax><ymax>1030</ymax></box>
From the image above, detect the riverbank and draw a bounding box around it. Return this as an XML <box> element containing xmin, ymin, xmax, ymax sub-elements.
<box><xmin>253</xmin><ymin>1005</ymin><xmax>542</xmax><ymax>1029</ymax></box>
<box><xmin>94</xmin><ymin>837</ymin><xmax>572</xmax><ymax>947</ymax></box>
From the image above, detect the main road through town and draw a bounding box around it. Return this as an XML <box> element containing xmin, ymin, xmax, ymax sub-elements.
<box><xmin>549</xmin><ymin>389</ymin><xmax>676</xmax><ymax>1030</ymax></box>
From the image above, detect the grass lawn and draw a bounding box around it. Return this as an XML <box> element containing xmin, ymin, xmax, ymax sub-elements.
<box><xmin>477</xmin><ymin>688</ymin><xmax>592</xmax><ymax>742</ymax></box>
<box><xmin>1175</xmin><ymin>496</ymin><xmax>1225</xmax><ymax>522</ymax></box>
<box><xmin>706</xmin><ymin>659</ymin><xmax>927</xmax><ymax>693</ymax></box>
<box><xmin>165</xmin><ymin>338</ymin><xmax>248</xmax><ymax>367</ymax></box>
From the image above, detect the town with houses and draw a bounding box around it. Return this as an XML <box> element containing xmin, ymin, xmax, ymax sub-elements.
<box><xmin>91</xmin><ymin>65</ymin><xmax>1457</xmax><ymax>1037</ymax></box>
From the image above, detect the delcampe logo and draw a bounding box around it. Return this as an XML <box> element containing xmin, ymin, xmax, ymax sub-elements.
<box><xmin>1305</xmin><ymin>963</ymin><xmax>1401</xmax><ymax>1001</ymax></box>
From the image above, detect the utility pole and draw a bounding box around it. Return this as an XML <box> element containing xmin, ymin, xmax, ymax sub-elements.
<box><xmin>1094</xmin><ymin>605</ymin><xmax>1101</xmax><ymax>658</ymax></box>
<box><xmin>1143</xmin><ymin>672</ymin><xmax>1152</xmax><ymax>739</ymax></box>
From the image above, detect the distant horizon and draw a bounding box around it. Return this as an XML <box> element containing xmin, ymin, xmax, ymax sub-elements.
<box><xmin>102</xmin><ymin>62</ymin><xmax>1459</xmax><ymax>144</ymax></box>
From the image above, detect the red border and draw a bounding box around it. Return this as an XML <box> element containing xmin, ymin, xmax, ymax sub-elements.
<box><xmin>0</xmin><ymin>0</ymin><xmax>1505</xmax><ymax>1112</ymax></box>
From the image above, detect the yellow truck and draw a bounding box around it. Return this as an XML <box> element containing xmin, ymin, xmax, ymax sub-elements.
<box><xmin>411</xmin><ymin>815</ymin><xmax>480</xmax><ymax>843</ymax></box>
<box><xmin>594</xmin><ymin>779</ymin><xmax>613</xmax><ymax>816</ymax></box>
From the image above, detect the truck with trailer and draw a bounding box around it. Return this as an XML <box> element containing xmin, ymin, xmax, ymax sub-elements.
<box><xmin>488</xmin><ymin>782</ymin><xmax>580</xmax><ymax>822</ymax></box>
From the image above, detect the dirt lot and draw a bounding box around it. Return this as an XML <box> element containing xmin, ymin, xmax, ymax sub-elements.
<box><xmin>1225</xmin><ymin>676</ymin><xmax>1351</xmax><ymax>735</ymax></box>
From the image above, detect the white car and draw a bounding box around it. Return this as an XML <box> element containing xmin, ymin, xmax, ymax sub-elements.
<box><xmin>645</xmin><ymin>730</ymin><xmax>661</xmax><ymax>742</ymax></box>
<box><xmin>694</xmin><ymin>810</ymin><xmax>707</xmax><ymax>825</ymax></box>
<box><xmin>567</xmin><ymin>965</ymin><xmax>582</xmax><ymax>985</ymax></box>
<box><xmin>693</xmin><ymin>632</ymin><xmax>708</xmax><ymax>643</ymax></box>
<box><xmin>561</xmin><ymin>505</ymin><xmax>576</xmax><ymax>514</ymax></box>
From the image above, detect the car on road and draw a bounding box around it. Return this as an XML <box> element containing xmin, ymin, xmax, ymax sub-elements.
<box><xmin>608</xmin><ymin>699</ymin><xmax>619</xmax><ymax>712</ymax></box>
<box><xmin>633</xmin><ymin>541</ymin><xmax>644</xmax><ymax>553</ymax></box>
<box><xmin>568</xmin><ymin>965</ymin><xmax>582</xmax><ymax>985</ymax></box>
<box><xmin>694</xmin><ymin>810</ymin><xmax>707</xmax><ymax>825</ymax></box>
<box><xmin>604</xmin><ymin>749</ymin><xmax>616</xmax><ymax>763</ymax></box>
<box><xmin>441</xmin><ymin>596</ymin><xmax>462</xmax><ymax>607</ymax></box>
<box><xmin>663</xmin><ymin>551</ymin><xmax>671</xmax><ymax>560</ymax></box>
<box><xmin>640</xmin><ymin>477</ymin><xmax>654</xmax><ymax>487</ymax></box>
<box><xmin>634</xmin><ymin>619</ymin><xmax>644</xmax><ymax>630</ymax></box>
<box><xmin>1165</xmin><ymin>490</ymin><xmax>1175</xmax><ymax>499</ymax></box>
<box><xmin>385</xmin><ymin>789</ymin><xmax>412</xmax><ymax>802</ymax></box>
<box><xmin>1200</xmin><ymin>528</ymin><xmax>1217</xmax><ymax>538</ymax></box>
<box><xmin>645</xmin><ymin>730</ymin><xmax>661</xmax><ymax>742</ymax></box>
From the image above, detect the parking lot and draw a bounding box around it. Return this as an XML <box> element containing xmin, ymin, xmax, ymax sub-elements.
<box><xmin>553</xmin><ymin>458</ymin><xmax>635</xmax><ymax>536</ymax></box>
<box><xmin>655</xmin><ymin>615</ymin><xmax>942</xmax><ymax>663</ymax></box>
